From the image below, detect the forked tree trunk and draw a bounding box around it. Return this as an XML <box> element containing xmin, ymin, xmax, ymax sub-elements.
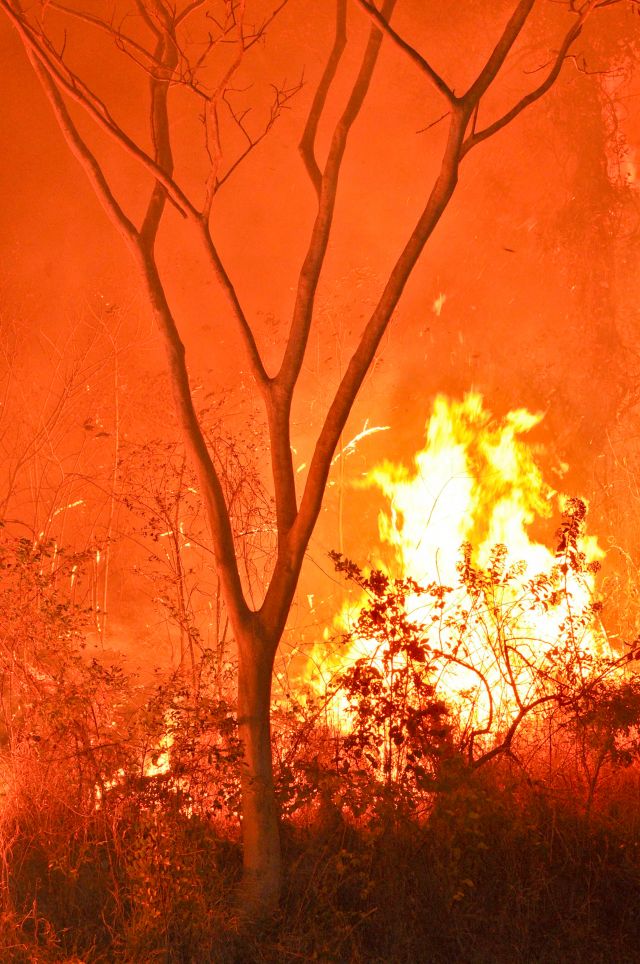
<box><xmin>236</xmin><ymin>625</ymin><xmax>281</xmax><ymax>915</ymax></box>
<box><xmin>3</xmin><ymin>0</ymin><xmax>604</xmax><ymax>926</ymax></box>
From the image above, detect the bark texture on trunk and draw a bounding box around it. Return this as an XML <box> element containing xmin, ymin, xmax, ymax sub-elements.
<box><xmin>236</xmin><ymin>629</ymin><xmax>281</xmax><ymax>916</ymax></box>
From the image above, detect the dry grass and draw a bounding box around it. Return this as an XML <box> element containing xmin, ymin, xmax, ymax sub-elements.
<box><xmin>0</xmin><ymin>751</ymin><xmax>639</xmax><ymax>963</ymax></box>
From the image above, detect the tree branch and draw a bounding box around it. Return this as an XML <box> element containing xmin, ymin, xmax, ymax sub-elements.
<box><xmin>296</xmin><ymin>109</ymin><xmax>466</xmax><ymax>530</ymax></box>
<box><xmin>196</xmin><ymin>222</ymin><xmax>270</xmax><ymax>388</ymax></box>
<box><xmin>201</xmin><ymin>2</ymin><xmax>249</xmax><ymax>217</ymax></box>
<box><xmin>299</xmin><ymin>0</ymin><xmax>348</xmax><ymax>196</ymax></box>
<box><xmin>263</xmin><ymin>0</ymin><xmax>397</xmax><ymax>545</ymax></box>
<box><xmin>278</xmin><ymin>0</ymin><xmax>398</xmax><ymax>397</ymax></box>
<box><xmin>461</xmin><ymin>17</ymin><xmax>585</xmax><ymax>157</ymax></box>
<box><xmin>6</xmin><ymin>0</ymin><xmax>270</xmax><ymax>398</ymax></box>
<box><xmin>47</xmin><ymin>2</ymin><xmax>163</xmax><ymax>76</ymax></box>
<box><xmin>134</xmin><ymin>248</ymin><xmax>251</xmax><ymax>631</ymax></box>
<box><xmin>175</xmin><ymin>0</ymin><xmax>205</xmax><ymax>27</ymax></box>
<box><xmin>243</xmin><ymin>0</ymin><xmax>290</xmax><ymax>52</ymax></box>
<box><xmin>472</xmin><ymin>693</ymin><xmax>560</xmax><ymax>768</ymax></box>
<box><xmin>139</xmin><ymin>3</ymin><xmax>178</xmax><ymax>244</ymax></box>
<box><xmin>352</xmin><ymin>0</ymin><xmax>455</xmax><ymax>103</ymax></box>
<box><xmin>25</xmin><ymin>49</ymin><xmax>139</xmax><ymax>246</ymax></box>
<box><xmin>0</xmin><ymin>0</ymin><xmax>196</xmax><ymax>219</ymax></box>
<box><xmin>216</xmin><ymin>78</ymin><xmax>303</xmax><ymax>191</ymax></box>
<box><xmin>259</xmin><ymin>106</ymin><xmax>468</xmax><ymax>637</ymax></box>
<box><xmin>461</xmin><ymin>0</ymin><xmax>536</xmax><ymax>107</ymax></box>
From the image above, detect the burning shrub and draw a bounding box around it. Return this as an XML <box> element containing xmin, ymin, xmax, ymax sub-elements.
<box><xmin>318</xmin><ymin>499</ymin><xmax>640</xmax><ymax>815</ymax></box>
<box><xmin>0</xmin><ymin>526</ymin><xmax>244</xmax><ymax>959</ymax></box>
<box><xmin>328</xmin><ymin>553</ymin><xmax>453</xmax><ymax>815</ymax></box>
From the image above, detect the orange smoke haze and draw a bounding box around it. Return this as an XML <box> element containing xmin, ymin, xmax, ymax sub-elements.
<box><xmin>0</xmin><ymin>1</ymin><xmax>639</xmax><ymax>668</ymax></box>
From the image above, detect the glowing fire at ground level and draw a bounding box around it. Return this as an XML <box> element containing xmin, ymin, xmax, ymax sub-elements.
<box><xmin>1</xmin><ymin>395</ymin><xmax>639</xmax><ymax>964</ymax></box>
<box><xmin>308</xmin><ymin>394</ymin><xmax>619</xmax><ymax>763</ymax></box>
<box><xmin>101</xmin><ymin>395</ymin><xmax>628</xmax><ymax>800</ymax></box>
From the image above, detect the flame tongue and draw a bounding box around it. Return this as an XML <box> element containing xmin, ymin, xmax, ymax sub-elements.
<box><xmin>314</xmin><ymin>394</ymin><xmax>606</xmax><ymax>736</ymax></box>
<box><xmin>368</xmin><ymin>393</ymin><xmax>558</xmax><ymax>586</ymax></box>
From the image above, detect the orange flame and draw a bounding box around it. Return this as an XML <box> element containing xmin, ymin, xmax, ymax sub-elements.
<box><xmin>311</xmin><ymin>394</ymin><xmax>608</xmax><ymax>738</ymax></box>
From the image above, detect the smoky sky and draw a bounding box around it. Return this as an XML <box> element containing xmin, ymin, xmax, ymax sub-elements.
<box><xmin>1</xmin><ymin>1</ymin><xmax>639</xmax><ymax>658</ymax></box>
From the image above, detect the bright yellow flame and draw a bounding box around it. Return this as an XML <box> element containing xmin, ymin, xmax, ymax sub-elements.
<box><xmin>143</xmin><ymin>714</ymin><xmax>175</xmax><ymax>778</ymax></box>
<box><xmin>368</xmin><ymin>394</ymin><xmax>561</xmax><ymax>582</ymax></box>
<box><xmin>95</xmin><ymin>712</ymin><xmax>174</xmax><ymax>807</ymax></box>
<box><xmin>311</xmin><ymin>394</ymin><xmax>607</xmax><ymax>739</ymax></box>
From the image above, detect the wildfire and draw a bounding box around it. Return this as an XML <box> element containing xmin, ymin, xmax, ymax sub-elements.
<box><xmin>312</xmin><ymin>394</ymin><xmax>608</xmax><ymax>743</ymax></box>
<box><xmin>95</xmin><ymin>713</ymin><xmax>174</xmax><ymax>809</ymax></box>
<box><xmin>143</xmin><ymin>721</ymin><xmax>174</xmax><ymax>778</ymax></box>
<box><xmin>366</xmin><ymin>393</ymin><xmax>601</xmax><ymax>580</ymax></box>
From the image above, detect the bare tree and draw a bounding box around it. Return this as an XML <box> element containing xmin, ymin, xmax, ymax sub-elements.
<box><xmin>0</xmin><ymin>0</ymin><xmax>630</xmax><ymax>914</ymax></box>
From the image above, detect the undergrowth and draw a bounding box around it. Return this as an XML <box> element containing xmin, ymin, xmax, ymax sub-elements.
<box><xmin>0</xmin><ymin>511</ymin><xmax>639</xmax><ymax>962</ymax></box>
<box><xmin>2</xmin><ymin>771</ymin><xmax>640</xmax><ymax>963</ymax></box>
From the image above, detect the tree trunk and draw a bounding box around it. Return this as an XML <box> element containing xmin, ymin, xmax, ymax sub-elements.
<box><xmin>236</xmin><ymin>626</ymin><xmax>281</xmax><ymax>917</ymax></box>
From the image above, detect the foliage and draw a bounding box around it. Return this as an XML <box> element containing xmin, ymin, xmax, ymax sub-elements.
<box><xmin>0</xmin><ymin>514</ymin><xmax>640</xmax><ymax>959</ymax></box>
<box><xmin>316</xmin><ymin>499</ymin><xmax>640</xmax><ymax>812</ymax></box>
<box><xmin>0</xmin><ymin>526</ymin><xmax>241</xmax><ymax>960</ymax></box>
<box><xmin>327</xmin><ymin>552</ymin><xmax>453</xmax><ymax>814</ymax></box>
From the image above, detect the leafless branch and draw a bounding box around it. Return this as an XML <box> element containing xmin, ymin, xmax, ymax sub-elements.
<box><xmin>27</xmin><ymin>50</ymin><xmax>139</xmax><ymax>245</ymax></box>
<box><xmin>461</xmin><ymin>17</ymin><xmax>584</xmax><ymax>157</ymax></box>
<box><xmin>176</xmin><ymin>0</ymin><xmax>206</xmax><ymax>27</ymax></box>
<box><xmin>200</xmin><ymin>2</ymin><xmax>249</xmax><ymax>216</ymax></box>
<box><xmin>352</xmin><ymin>0</ymin><xmax>456</xmax><ymax>103</ymax></box>
<box><xmin>216</xmin><ymin>77</ymin><xmax>303</xmax><ymax>192</ymax></box>
<box><xmin>0</xmin><ymin>0</ymin><xmax>195</xmax><ymax>219</ymax></box>
<box><xmin>299</xmin><ymin>0</ymin><xmax>347</xmax><ymax>196</ymax></box>
<box><xmin>139</xmin><ymin>7</ymin><xmax>178</xmax><ymax>245</ymax></box>
<box><xmin>195</xmin><ymin>223</ymin><xmax>269</xmax><ymax>388</ymax></box>
<box><xmin>243</xmin><ymin>0</ymin><xmax>290</xmax><ymax>51</ymax></box>
<box><xmin>416</xmin><ymin>110</ymin><xmax>450</xmax><ymax>135</ymax></box>
<box><xmin>288</xmin><ymin>105</ymin><xmax>467</xmax><ymax>597</ymax></box>
<box><xmin>280</xmin><ymin>0</ymin><xmax>398</xmax><ymax>396</ymax></box>
<box><xmin>258</xmin><ymin>0</ymin><xmax>398</xmax><ymax>549</ymax></box>
<box><xmin>473</xmin><ymin>693</ymin><xmax>561</xmax><ymax>768</ymax></box>
<box><xmin>133</xmin><ymin>248</ymin><xmax>252</xmax><ymax>630</ymax></box>
<box><xmin>47</xmin><ymin>2</ymin><xmax>164</xmax><ymax>76</ymax></box>
<box><xmin>462</xmin><ymin>0</ymin><xmax>536</xmax><ymax>105</ymax></box>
